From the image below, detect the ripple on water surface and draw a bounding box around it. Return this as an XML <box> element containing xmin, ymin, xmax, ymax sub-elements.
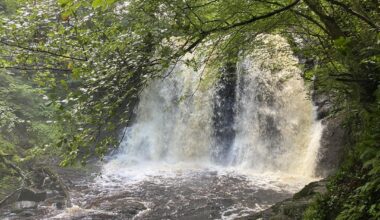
<box><xmin>50</xmin><ymin>163</ymin><xmax>316</xmax><ymax>220</ymax></box>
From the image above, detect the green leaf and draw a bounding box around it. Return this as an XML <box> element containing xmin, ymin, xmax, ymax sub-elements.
<box><xmin>92</xmin><ymin>0</ymin><xmax>103</xmax><ymax>8</ymax></box>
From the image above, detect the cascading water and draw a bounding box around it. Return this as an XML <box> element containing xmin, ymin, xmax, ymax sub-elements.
<box><xmin>104</xmin><ymin>34</ymin><xmax>321</xmax><ymax>177</ymax></box>
<box><xmin>106</xmin><ymin>59</ymin><xmax>216</xmax><ymax>167</ymax></box>
<box><xmin>227</xmin><ymin>35</ymin><xmax>321</xmax><ymax>176</ymax></box>
<box><xmin>53</xmin><ymin>35</ymin><xmax>324</xmax><ymax>219</ymax></box>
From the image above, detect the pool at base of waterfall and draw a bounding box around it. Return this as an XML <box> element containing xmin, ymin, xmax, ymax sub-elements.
<box><xmin>44</xmin><ymin>35</ymin><xmax>322</xmax><ymax>219</ymax></box>
<box><xmin>48</xmin><ymin>163</ymin><xmax>316</xmax><ymax>220</ymax></box>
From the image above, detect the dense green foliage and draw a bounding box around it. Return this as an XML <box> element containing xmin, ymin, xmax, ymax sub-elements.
<box><xmin>0</xmin><ymin>70</ymin><xmax>61</xmax><ymax>198</ymax></box>
<box><xmin>0</xmin><ymin>0</ymin><xmax>379</xmax><ymax>218</ymax></box>
<box><xmin>1</xmin><ymin>0</ymin><xmax>310</xmax><ymax>164</ymax></box>
<box><xmin>0</xmin><ymin>71</ymin><xmax>60</xmax><ymax>154</ymax></box>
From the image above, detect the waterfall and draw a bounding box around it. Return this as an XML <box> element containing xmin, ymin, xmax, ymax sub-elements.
<box><xmin>228</xmin><ymin>35</ymin><xmax>320</xmax><ymax>176</ymax></box>
<box><xmin>104</xmin><ymin>34</ymin><xmax>322</xmax><ymax>177</ymax></box>
<box><xmin>109</xmin><ymin>60</ymin><xmax>215</xmax><ymax>165</ymax></box>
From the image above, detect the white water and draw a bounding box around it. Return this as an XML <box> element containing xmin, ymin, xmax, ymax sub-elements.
<box><xmin>107</xmin><ymin>59</ymin><xmax>215</xmax><ymax>166</ymax></box>
<box><xmin>92</xmin><ymin>34</ymin><xmax>323</xmax><ymax>219</ymax></box>
<box><xmin>104</xmin><ymin>34</ymin><xmax>322</xmax><ymax>178</ymax></box>
<box><xmin>228</xmin><ymin>35</ymin><xmax>320</xmax><ymax>176</ymax></box>
<box><xmin>50</xmin><ymin>35</ymin><xmax>324</xmax><ymax>220</ymax></box>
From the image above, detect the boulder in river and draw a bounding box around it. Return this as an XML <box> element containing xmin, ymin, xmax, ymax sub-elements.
<box><xmin>238</xmin><ymin>179</ymin><xmax>328</xmax><ymax>220</ymax></box>
<box><xmin>0</xmin><ymin>167</ymin><xmax>71</xmax><ymax>219</ymax></box>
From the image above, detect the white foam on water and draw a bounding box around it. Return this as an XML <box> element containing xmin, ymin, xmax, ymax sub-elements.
<box><xmin>48</xmin><ymin>205</ymin><xmax>117</xmax><ymax>219</ymax></box>
<box><xmin>221</xmin><ymin>204</ymin><xmax>268</xmax><ymax>220</ymax></box>
<box><xmin>98</xmin><ymin>160</ymin><xmax>318</xmax><ymax>195</ymax></box>
<box><xmin>55</xmin><ymin>34</ymin><xmax>324</xmax><ymax>219</ymax></box>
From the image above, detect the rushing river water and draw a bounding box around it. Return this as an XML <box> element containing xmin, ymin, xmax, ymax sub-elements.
<box><xmin>49</xmin><ymin>166</ymin><xmax>315</xmax><ymax>219</ymax></box>
<box><xmin>48</xmin><ymin>34</ymin><xmax>323</xmax><ymax>220</ymax></box>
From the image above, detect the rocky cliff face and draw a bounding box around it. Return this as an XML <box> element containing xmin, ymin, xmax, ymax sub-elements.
<box><xmin>313</xmin><ymin>92</ymin><xmax>350</xmax><ymax>177</ymax></box>
<box><xmin>212</xmin><ymin>63</ymin><xmax>237</xmax><ymax>163</ymax></box>
<box><xmin>296</xmin><ymin>52</ymin><xmax>350</xmax><ymax>177</ymax></box>
<box><xmin>294</xmin><ymin>49</ymin><xmax>351</xmax><ymax>177</ymax></box>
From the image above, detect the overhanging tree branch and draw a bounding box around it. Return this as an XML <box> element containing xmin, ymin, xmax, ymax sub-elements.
<box><xmin>184</xmin><ymin>0</ymin><xmax>301</xmax><ymax>52</ymax></box>
<box><xmin>254</xmin><ymin>0</ymin><xmax>329</xmax><ymax>34</ymax></box>
<box><xmin>327</xmin><ymin>0</ymin><xmax>379</xmax><ymax>31</ymax></box>
<box><xmin>206</xmin><ymin>0</ymin><xmax>300</xmax><ymax>33</ymax></box>
<box><xmin>303</xmin><ymin>0</ymin><xmax>345</xmax><ymax>39</ymax></box>
<box><xmin>182</xmin><ymin>0</ymin><xmax>220</xmax><ymax>10</ymax></box>
<box><xmin>0</xmin><ymin>40</ymin><xmax>87</xmax><ymax>61</ymax></box>
<box><xmin>0</xmin><ymin>154</ymin><xmax>32</xmax><ymax>186</ymax></box>
<box><xmin>0</xmin><ymin>66</ymin><xmax>72</xmax><ymax>72</ymax></box>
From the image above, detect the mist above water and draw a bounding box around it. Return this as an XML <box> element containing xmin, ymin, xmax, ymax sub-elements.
<box><xmin>104</xmin><ymin>34</ymin><xmax>322</xmax><ymax>178</ymax></box>
<box><xmin>53</xmin><ymin>34</ymin><xmax>324</xmax><ymax>220</ymax></box>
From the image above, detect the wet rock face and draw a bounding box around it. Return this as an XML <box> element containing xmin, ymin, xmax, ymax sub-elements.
<box><xmin>58</xmin><ymin>199</ymin><xmax>147</xmax><ymax>220</ymax></box>
<box><xmin>297</xmin><ymin>51</ymin><xmax>348</xmax><ymax>177</ymax></box>
<box><xmin>312</xmin><ymin>91</ymin><xmax>349</xmax><ymax>177</ymax></box>
<box><xmin>213</xmin><ymin>63</ymin><xmax>237</xmax><ymax>163</ymax></box>
<box><xmin>18</xmin><ymin>188</ymin><xmax>47</xmax><ymax>202</ymax></box>
<box><xmin>0</xmin><ymin>189</ymin><xmax>45</xmax><ymax>219</ymax></box>
<box><xmin>0</xmin><ymin>167</ymin><xmax>71</xmax><ymax>219</ymax></box>
<box><xmin>313</xmin><ymin>94</ymin><xmax>333</xmax><ymax>120</ymax></box>
<box><xmin>239</xmin><ymin>180</ymin><xmax>328</xmax><ymax>220</ymax></box>
<box><xmin>316</xmin><ymin>115</ymin><xmax>349</xmax><ymax>177</ymax></box>
<box><xmin>86</xmin><ymin>197</ymin><xmax>147</xmax><ymax>219</ymax></box>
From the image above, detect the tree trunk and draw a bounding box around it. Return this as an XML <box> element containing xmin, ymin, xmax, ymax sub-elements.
<box><xmin>304</xmin><ymin>0</ymin><xmax>345</xmax><ymax>39</ymax></box>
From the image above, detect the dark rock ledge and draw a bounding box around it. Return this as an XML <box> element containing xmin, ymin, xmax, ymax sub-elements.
<box><xmin>238</xmin><ymin>179</ymin><xmax>328</xmax><ymax>220</ymax></box>
<box><xmin>0</xmin><ymin>167</ymin><xmax>71</xmax><ymax>219</ymax></box>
